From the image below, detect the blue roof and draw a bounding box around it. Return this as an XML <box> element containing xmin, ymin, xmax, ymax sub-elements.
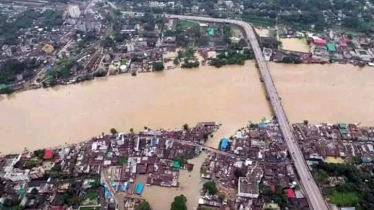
<box><xmin>258</xmin><ymin>122</ymin><xmax>267</xmax><ymax>128</ymax></box>
<box><xmin>46</xmin><ymin>65</ymin><xmax>53</xmax><ymax>72</ymax></box>
<box><xmin>220</xmin><ymin>138</ymin><xmax>228</xmax><ymax>150</ymax></box>
<box><xmin>135</xmin><ymin>183</ymin><xmax>144</xmax><ymax>194</ymax></box>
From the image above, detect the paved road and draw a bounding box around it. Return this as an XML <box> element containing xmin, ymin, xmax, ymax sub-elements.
<box><xmin>166</xmin><ymin>14</ymin><xmax>329</xmax><ymax>210</ymax></box>
<box><xmin>101</xmin><ymin>169</ymin><xmax>126</xmax><ymax>210</ymax></box>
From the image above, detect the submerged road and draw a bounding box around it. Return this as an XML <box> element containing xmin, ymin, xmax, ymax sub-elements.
<box><xmin>166</xmin><ymin>14</ymin><xmax>329</xmax><ymax>210</ymax></box>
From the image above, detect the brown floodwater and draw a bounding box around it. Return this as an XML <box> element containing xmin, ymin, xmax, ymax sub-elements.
<box><xmin>139</xmin><ymin>152</ymin><xmax>208</xmax><ymax>210</ymax></box>
<box><xmin>269</xmin><ymin>63</ymin><xmax>374</xmax><ymax>125</ymax></box>
<box><xmin>281</xmin><ymin>38</ymin><xmax>310</xmax><ymax>53</ymax></box>
<box><xmin>0</xmin><ymin>61</ymin><xmax>270</xmax><ymax>154</ymax></box>
<box><xmin>2</xmin><ymin>60</ymin><xmax>374</xmax><ymax>209</ymax></box>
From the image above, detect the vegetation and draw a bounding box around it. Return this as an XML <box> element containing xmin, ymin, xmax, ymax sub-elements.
<box><xmin>178</xmin><ymin>48</ymin><xmax>195</xmax><ymax>59</ymax></box>
<box><xmin>176</xmin><ymin>156</ymin><xmax>187</xmax><ymax>168</ymax></box>
<box><xmin>0</xmin><ymin>58</ymin><xmax>41</xmax><ymax>85</ymax></box>
<box><xmin>203</xmin><ymin>181</ymin><xmax>218</xmax><ymax>195</ymax></box>
<box><xmin>181</xmin><ymin>60</ymin><xmax>200</xmax><ymax>69</ymax></box>
<box><xmin>311</xmin><ymin>162</ymin><xmax>374</xmax><ymax>208</ymax></box>
<box><xmin>329</xmin><ymin>191</ymin><xmax>359</xmax><ymax>207</ymax></box>
<box><xmin>0</xmin><ymin>9</ymin><xmax>63</xmax><ymax>45</ymax></box>
<box><xmin>170</xmin><ymin>195</ymin><xmax>187</xmax><ymax>210</ymax></box>
<box><xmin>210</xmin><ymin>48</ymin><xmax>254</xmax><ymax>68</ymax></box>
<box><xmin>261</xmin><ymin>185</ymin><xmax>288</xmax><ymax>209</ymax></box>
<box><xmin>34</xmin><ymin>149</ymin><xmax>46</xmax><ymax>160</ymax></box>
<box><xmin>135</xmin><ymin>200</ymin><xmax>152</xmax><ymax>210</ymax></box>
<box><xmin>152</xmin><ymin>62</ymin><xmax>165</xmax><ymax>71</ymax></box>
<box><xmin>85</xmin><ymin>190</ymin><xmax>98</xmax><ymax>201</ymax></box>
<box><xmin>93</xmin><ymin>70</ymin><xmax>106</xmax><ymax>78</ymax></box>
<box><xmin>47</xmin><ymin>59</ymin><xmax>79</xmax><ymax>81</ymax></box>
<box><xmin>281</xmin><ymin>55</ymin><xmax>302</xmax><ymax>64</ymax></box>
<box><xmin>183</xmin><ymin>124</ymin><xmax>189</xmax><ymax>130</ymax></box>
<box><xmin>117</xmin><ymin>156</ymin><xmax>128</xmax><ymax>165</ymax></box>
<box><xmin>24</xmin><ymin>161</ymin><xmax>38</xmax><ymax>169</ymax></box>
<box><xmin>110</xmin><ymin>128</ymin><xmax>118</xmax><ymax>135</ymax></box>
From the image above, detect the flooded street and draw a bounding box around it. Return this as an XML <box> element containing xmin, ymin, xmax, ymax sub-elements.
<box><xmin>270</xmin><ymin>63</ymin><xmax>374</xmax><ymax>125</ymax></box>
<box><xmin>140</xmin><ymin>152</ymin><xmax>208</xmax><ymax>210</ymax></box>
<box><xmin>0</xmin><ymin>61</ymin><xmax>270</xmax><ymax>154</ymax></box>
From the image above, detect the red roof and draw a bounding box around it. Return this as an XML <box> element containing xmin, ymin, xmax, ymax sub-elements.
<box><xmin>44</xmin><ymin>149</ymin><xmax>53</xmax><ymax>159</ymax></box>
<box><xmin>313</xmin><ymin>39</ymin><xmax>327</xmax><ymax>45</ymax></box>
<box><xmin>285</xmin><ymin>188</ymin><xmax>296</xmax><ymax>198</ymax></box>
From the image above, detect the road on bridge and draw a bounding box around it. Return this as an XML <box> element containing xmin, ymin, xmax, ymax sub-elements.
<box><xmin>166</xmin><ymin>14</ymin><xmax>329</xmax><ymax>210</ymax></box>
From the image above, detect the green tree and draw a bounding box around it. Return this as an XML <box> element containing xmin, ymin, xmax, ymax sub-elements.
<box><xmin>171</xmin><ymin>195</ymin><xmax>187</xmax><ymax>210</ymax></box>
<box><xmin>203</xmin><ymin>181</ymin><xmax>218</xmax><ymax>195</ymax></box>
<box><xmin>136</xmin><ymin>200</ymin><xmax>152</xmax><ymax>210</ymax></box>
<box><xmin>33</xmin><ymin>149</ymin><xmax>45</xmax><ymax>159</ymax></box>
<box><xmin>110</xmin><ymin>128</ymin><xmax>118</xmax><ymax>135</ymax></box>
<box><xmin>183</xmin><ymin>124</ymin><xmax>189</xmax><ymax>130</ymax></box>
<box><xmin>173</xmin><ymin>58</ymin><xmax>180</xmax><ymax>65</ymax></box>
<box><xmin>153</xmin><ymin>62</ymin><xmax>165</xmax><ymax>71</ymax></box>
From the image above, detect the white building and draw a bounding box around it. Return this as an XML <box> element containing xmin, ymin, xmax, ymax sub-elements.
<box><xmin>68</xmin><ymin>4</ymin><xmax>81</xmax><ymax>18</ymax></box>
<box><xmin>0</xmin><ymin>154</ymin><xmax>30</xmax><ymax>182</ymax></box>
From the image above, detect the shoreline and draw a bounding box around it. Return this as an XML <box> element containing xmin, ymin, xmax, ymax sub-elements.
<box><xmin>1</xmin><ymin>58</ymin><xmax>371</xmax><ymax>97</ymax></box>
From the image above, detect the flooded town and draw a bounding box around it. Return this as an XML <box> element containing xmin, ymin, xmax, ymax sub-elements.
<box><xmin>1</xmin><ymin>0</ymin><xmax>374</xmax><ymax>209</ymax></box>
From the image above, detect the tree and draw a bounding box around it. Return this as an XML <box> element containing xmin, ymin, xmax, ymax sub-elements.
<box><xmin>173</xmin><ymin>58</ymin><xmax>180</xmax><ymax>65</ymax></box>
<box><xmin>183</xmin><ymin>124</ymin><xmax>189</xmax><ymax>130</ymax></box>
<box><xmin>136</xmin><ymin>200</ymin><xmax>152</xmax><ymax>210</ymax></box>
<box><xmin>303</xmin><ymin>120</ymin><xmax>309</xmax><ymax>125</ymax></box>
<box><xmin>203</xmin><ymin>181</ymin><xmax>218</xmax><ymax>195</ymax></box>
<box><xmin>130</xmin><ymin>128</ymin><xmax>134</xmax><ymax>133</ymax></box>
<box><xmin>110</xmin><ymin>128</ymin><xmax>118</xmax><ymax>135</ymax></box>
<box><xmin>171</xmin><ymin>195</ymin><xmax>187</xmax><ymax>210</ymax></box>
<box><xmin>153</xmin><ymin>62</ymin><xmax>165</xmax><ymax>71</ymax></box>
<box><xmin>34</xmin><ymin>149</ymin><xmax>45</xmax><ymax>159</ymax></box>
<box><xmin>218</xmin><ymin>194</ymin><xmax>225</xmax><ymax>202</ymax></box>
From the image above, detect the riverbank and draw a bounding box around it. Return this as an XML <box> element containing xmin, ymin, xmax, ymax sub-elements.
<box><xmin>2</xmin><ymin>62</ymin><xmax>374</xmax><ymax>154</ymax></box>
<box><xmin>0</xmin><ymin>61</ymin><xmax>271</xmax><ymax>154</ymax></box>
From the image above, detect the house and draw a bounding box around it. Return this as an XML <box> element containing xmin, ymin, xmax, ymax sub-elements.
<box><xmin>285</xmin><ymin>188</ymin><xmax>296</xmax><ymax>198</ymax></box>
<box><xmin>326</xmin><ymin>42</ymin><xmax>336</xmax><ymax>53</ymax></box>
<box><xmin>313</xmin><ymin>38</ymin><xmax>327</xmax><ymax>46</ymax></box>
<box><xmin>339</xmin><ymin>123</ymin><xmax>347</xmax><ymax>134</ymax></box>
<box><xmin>237</xmin><ymin>177</ymin><xmax>259</xmax><ymax>198</ymax></box>
<box><xmin>44</xmin><ymin>150</ymin><xmax>54</xmax><ymax>160</ymax></box>
<box><xmin>220</xmin><ymin>138</ymin><xmax>228</xmax><ymax>151</ymax></box>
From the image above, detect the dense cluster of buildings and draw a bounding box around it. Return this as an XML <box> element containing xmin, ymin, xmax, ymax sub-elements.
<box><xmin>197</xmin><ymin>119</ymin><xmax>311</xmax><ymax>210</ymax></box>
<box><xmin>294</xmin><ymin>122</ymin><xmax>374</xmax><ymax>164</ymax></box>
<box><xmin>0</xmin><ymin>122</ymin><xmax>218</xmax><ymax>209</ymax></box>
<box><xmin>0</xmin><ymin>118</ymin><xmax>317</xmax><ymax>210</ymax></box>
<box><xmin>271</xmin><ymin>28</ymin><xmax>374</xmax><ymax>66</ymax></box>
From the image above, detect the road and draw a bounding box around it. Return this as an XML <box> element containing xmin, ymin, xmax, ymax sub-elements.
<box><xmin>166</xmin><ymin>14</ymin><xmax>329</xmax><ymax>210</ymax></box>
<box><xmin>102</xmin><ymin>169</ymin><xmax>128</xmax><ymax>210</ymax></box>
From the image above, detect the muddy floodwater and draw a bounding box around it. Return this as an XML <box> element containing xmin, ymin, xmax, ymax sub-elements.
<box><xmin>2</xmin><ymin>58</ymin><xmax>374</xmax><ymax>209</ymax></box>
<box><xmin>269</xmin><ymin>63</ymin><xmax>374</xmax><ymax>125</ymax></box>
<box><xmin>281</xmin><ymin>38</ymin><xmax>310</xmax><ymax>53</ymax></box>
<box><xmin>0</xmin><ymin>61</ymin><xmax>270</xmax><ymax>154</ymax></box>
<box><xmin>138</xmin><ymin>152</ymin><xmax>208</xmax><ymax>210</ymax></box>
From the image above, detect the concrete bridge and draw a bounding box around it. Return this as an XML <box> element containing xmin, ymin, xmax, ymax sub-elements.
<box><xmin>166</xmin><ymin>14</ymin><xmax>329</xmax><ymax>210</ymax></box>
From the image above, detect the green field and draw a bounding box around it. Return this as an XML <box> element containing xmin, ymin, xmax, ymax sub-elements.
<box><xmin>85</xmin><ymin>191</ymin><xmax>98</xmax><ymax>201</ymax></box>
<box><xmin>178</xmin><ymin>19</ymin><xmax>199</xmax><ymax>29</ymax></box>
<box><xmin>328</xmin><ymin>191</ymin><xmax>359</xmax><ymax>206</ymax></box>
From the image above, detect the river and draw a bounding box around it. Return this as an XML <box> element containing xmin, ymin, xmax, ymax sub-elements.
<box><xmin>270</xmin><ymin>63</ymin><xmax>374</xmax><ymax>125</ymax></box>
<box><xmin>2</xmin><ymin>61</ymin><xmax>374</xmax><ymax>209</ymax></box>
<box><xmin>0</xmin><ymin>61</ymin><xmax>270</xmax><ymax>154</ymax></box>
